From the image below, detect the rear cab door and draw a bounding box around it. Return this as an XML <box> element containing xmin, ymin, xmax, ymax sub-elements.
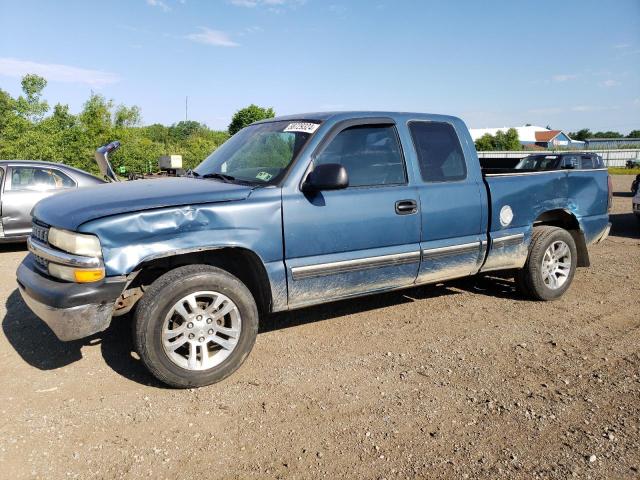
<box><xmin>402</xmin><ymin>117</ymin><xmax>488</xmax><ymax>283</ymax></box>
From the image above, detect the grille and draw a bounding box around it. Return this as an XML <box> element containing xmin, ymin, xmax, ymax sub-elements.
<box><xmin>32</xmin><ymin>221</ymin><xmax>49</xmax><ymax>244</ymax></box>
<box><xmin>30</xmin><ymin>220</ymin><xmax>50</xmax><ymax>271</ymax></box>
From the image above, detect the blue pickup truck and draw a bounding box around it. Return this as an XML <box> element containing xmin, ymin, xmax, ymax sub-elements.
<box><xmin>17</xmin><ymin>112</ymin><xmax>611</xmax><ymax>387</ymax></box>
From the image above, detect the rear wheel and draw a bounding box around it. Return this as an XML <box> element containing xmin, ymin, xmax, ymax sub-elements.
<box><xmin>515</xmin><ymin>226</ymin><xmax>577</xmax><ymax>301</ymax></box>
<box><xmin>134</xmin><ymin>265</ymin><xmax>258</xmax><ymax>388</ymax></box>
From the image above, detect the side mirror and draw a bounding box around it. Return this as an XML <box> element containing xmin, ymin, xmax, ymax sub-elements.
<box><xmin>302</xmin><ymin>163</ymin><xmax>349</xmax><ymax>192</ymax></box>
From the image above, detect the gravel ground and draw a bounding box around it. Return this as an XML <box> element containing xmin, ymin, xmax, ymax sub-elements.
<box><xmin>0</xmin><ymin>175</ymin><xmax>638</xmax><ymax>479</ymax></box>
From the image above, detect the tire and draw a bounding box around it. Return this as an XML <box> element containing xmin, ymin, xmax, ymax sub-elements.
<box><xmin>133</xmin><ymin>264</ymin><xmax>259</xmax><ymax>388</ymax></box>
<box><xmin>515</xmin><ymin>226</ymin><xmax>577</xmax><ymax>301</ymax></box>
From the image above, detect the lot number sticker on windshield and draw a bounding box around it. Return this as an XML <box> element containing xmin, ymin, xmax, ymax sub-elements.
<box><xmin>256</xmin><ymin>171</ymin><xmax>273</xmax><ymax>181</ymax></box>
<box><xmin>284</xmin><ymin>122</ymin><xmax>320</xmax><ymax>134</ymax></box>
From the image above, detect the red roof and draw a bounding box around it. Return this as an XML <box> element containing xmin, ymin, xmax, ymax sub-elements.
<box><xmin>535</xmin><ymin>130</ymin><xmax>562</xmax><ymax>142</ymax></box>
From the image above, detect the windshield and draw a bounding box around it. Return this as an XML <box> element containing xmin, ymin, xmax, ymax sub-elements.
<box><xmin>193</xmin><ymin>120</ymin><xmax>320</xmax><ymax>185</ymax></box>
<box><xmin>514</xmin><ymin>155</ymin><xmax>560</xmax><ymax>170</ymax></box>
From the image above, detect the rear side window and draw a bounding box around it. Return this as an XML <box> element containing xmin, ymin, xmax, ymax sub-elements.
<box><xmin>409</xmin><ymin>122</ymin><xmax>466</xmax><ymax>182</ymax></box>
<box><xmin>315</xmin><ymin>124</ymin><xmax>406</xmax><ymax>187</ymax></box>
<box><xmin>9</xmin><ymin>167</ymin><xmax>75</xmax><ymax>191</ymax></box>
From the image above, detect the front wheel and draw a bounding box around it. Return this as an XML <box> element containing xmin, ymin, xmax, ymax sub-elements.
<box><xmin>515</xmin><ymin>226</ymin><xmax>577</xmax><ymax>301</ymax></box>
<box><xmin>133</xmin><ymin>265</ymin><xmax>259</xmax><ymax>388</ymax></box>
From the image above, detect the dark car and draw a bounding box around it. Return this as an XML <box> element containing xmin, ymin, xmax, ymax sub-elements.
<box><xmin>0</xmin><ymin>160</ymin><xmax>104</xmax><ymax>242</ymax></box>
<box><xmin>514</xmin><ymin>152</ymin><xmax>605</xmax><ymax>171</ymax></box>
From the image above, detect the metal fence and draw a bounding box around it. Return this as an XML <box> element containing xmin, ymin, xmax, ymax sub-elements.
<box><xmin>477</xmin><ymin>149</ymin><xmax>640</xmax><ymax>167</ymax></box>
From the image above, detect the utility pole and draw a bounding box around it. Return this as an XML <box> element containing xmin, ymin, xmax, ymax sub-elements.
<box><xmin>185</xmin><ymin>96</ymin><xmax>188</xmax><ymax>121</ymax></box>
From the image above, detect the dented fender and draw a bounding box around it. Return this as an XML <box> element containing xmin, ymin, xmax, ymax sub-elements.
<box><xmin>76</xmin><ymin>188</ymin><xmax>288</xmax><ymax>309</ymax></box>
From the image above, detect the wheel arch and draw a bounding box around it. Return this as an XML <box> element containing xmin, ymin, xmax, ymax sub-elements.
<box><xmin>533</xmin><ymin>209</ymin><xmax>589</xmax><ymax>267</ymax></box>
<box><xmin>117</xmin><ymin>246</ymin><xmax>273</xmax><ymax>316</ymax></box>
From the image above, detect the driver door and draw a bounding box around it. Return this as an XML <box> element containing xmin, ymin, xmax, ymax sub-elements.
<box><xmin>282</xmin><ymin>121</ymin><xmax>421</xmax><ymax>308</ymax></box>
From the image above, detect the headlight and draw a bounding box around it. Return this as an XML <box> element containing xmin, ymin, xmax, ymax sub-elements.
<box><xmin>48</xmin><ymin>228</ymin><xmax>102</xmax><ymax>257</ymax></box>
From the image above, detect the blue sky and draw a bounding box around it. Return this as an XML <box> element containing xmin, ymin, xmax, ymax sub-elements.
<box><xmin>0</xmin><ymin>0</ymin><xmax>639</xmax><ymax>133</ymax></box>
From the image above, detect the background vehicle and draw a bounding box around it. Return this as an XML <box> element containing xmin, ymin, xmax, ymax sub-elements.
<box><xmin>17</xmin><ymin>112</ymin><xmax>611</xmax><ymax>388</ymax></box>
<box><xmin>0</xmin><ymin>160</ymin><xmax>104</xmax><ymax>242</ymax></box>
<box><xmin>513</xmin><ymin>152</ymin><xmax>604</xmax><ymax>171</ymax></box>
<box><xmin>480</xmin><ymin>152</ymin><xmax>604</xmax><ymax>171</ymax></box>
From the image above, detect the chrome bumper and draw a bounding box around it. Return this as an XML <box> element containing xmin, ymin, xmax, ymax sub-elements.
<box><xmin>27</xmin><ymin>237</ymin><xmax>103</xmax><ymax>268</ymax></box>
<box><xmin>19</xmin><ymin>286</ymin><xmax>114</xmax><ymax>341</ymax></box>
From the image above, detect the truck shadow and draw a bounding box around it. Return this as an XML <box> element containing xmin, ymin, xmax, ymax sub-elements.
<box><xmin>609</xmin><ymin>212</ymin><xmax>639</xmax><ymax>239</ymax></box>
<box><xmin>0</xmin><ymin>243</ymin><xmax>28</xmax><ymax>254</ymax></box>
<box><xmin>3</xmin><ymin>284</ymin><xmax>462</xmax><ymax>387</ymax></box>
<box><xmin>1</xmin><ymin>288</ymin><xmax>167</xmax><ymax>388</ymax></box>
<box><xmin>1</xmin><ymin>263</ymin><xmax>599</xmax><ymax>388</ymax></box>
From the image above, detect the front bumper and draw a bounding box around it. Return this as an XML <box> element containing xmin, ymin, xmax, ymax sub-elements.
<box><xmin>17</xmin><ymin>256</ymin><xmax>126</xmax><ymax>341</ymax></box>
<box><xmin>19</xmin><ymin>288</ymin><xmax>114</xmax><ymax>341</ymax></box>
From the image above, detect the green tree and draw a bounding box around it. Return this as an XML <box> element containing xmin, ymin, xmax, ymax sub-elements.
<box><xmin>496</xmin><ymin>128</ymin><xmax>520</xmax><ymax>150</ymax></box>
<box><xmin>114</xmin><ymin>105</ymin><xmax>141</xmax><ymax>128</ymax></box>
<box><xmin>568</xmin><ymin>129</ymin><xmax>592</xmax><ymax>141</ymax></box>
<box><xmin>228</xmin><ymin>104</ymin><xmax>275</xmax><ymax>135</ymax></box>
<box><xmin>0</xmin><ymin>74</ymin><xmax>230</xmax><ymax>175</ymax></box>
<box><xmin>169</xmin><ymin>120</ymin><xmax>206</xmax><ymax>142</ymax></box>
<box><xmin>475</xmin><ymin>128</ymin><xmax>520</xmax><ymax>151</ymax></box>
<box><xmin>80</xmin><ymin>93</ymin><xmax>113</xmax><ymax>141</ymax></box>
<box><xmin>626</xmin><ymin>130</ymin><xmax>640</xmax><ymax>138</ymax></box>
<box><xmin>0</xmin><ymin>88</ymin><xmax>16</xmax><ymax>133</ymax></box>
<box><xmin>591</xmin><ymin>131</ymin><xmax>622</xmax><ymax>138</ymax></box>
<box><xmin>15</xmin><ymin>74</ymin><xmax>49</xmax><ymax>122</ymax></box>
<box><xmin>475</xmin><ymin>133</ymin><xmax>495</xmax><ymax>151</ymax></box>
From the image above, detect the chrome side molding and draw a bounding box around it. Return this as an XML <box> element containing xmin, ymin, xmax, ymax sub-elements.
<box><xmin>422</xmin><ymin>241</ymin><xmax>479</xmax><ymax>260</ymax></box>
<box><xmin>291</xmin><ymin>251</ymin><xmax>421</xmax><ymax>281</ymax></box>
<box><xmin>492</xmin><ymin>233</ymin><xmax>524</xmax><ymax>248</ymax></box>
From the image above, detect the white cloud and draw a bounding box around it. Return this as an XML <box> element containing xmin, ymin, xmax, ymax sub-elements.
<box><xmin>552</xmin><ymin>74</ymin><xmax>578</xmax><ymax>82</ymax></box>
<box><xmin>230</xmin><ymin>0</ymin><xmax>304</xmax><ymax>8</ymax></box>
<box><xmin>186</xmin><ymin>27</ymin><xmax>239</xmax><ymax>47</ymax></box>
<box><xmin>146</xmin><ymin>0</ymin><xmax>171</xmax><ymax>12</ymax></box>
<box><xmin>571</xmin><ymin>105</ymin><xmax>595</xmax><ymax>112</ymax></box>
<box><xmin>0</xmin><ymin>58</ymin><xmax>120</xmax><ymax>87</ymax></box>
<box><xmin>600</xmin><ymin>79</ymin><xmax>621</xmax><ymax>87</ymax></box>
<box><xmin>613</xmin><ymin>43</ymin><xmax>630</xmax><ymax>49</ymax></box>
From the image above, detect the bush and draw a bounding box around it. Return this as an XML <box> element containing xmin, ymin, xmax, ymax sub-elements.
<box><xmin>0</xmin><ymin>74</ymin><xmax>230</xmax><ymax>175</ymax></box>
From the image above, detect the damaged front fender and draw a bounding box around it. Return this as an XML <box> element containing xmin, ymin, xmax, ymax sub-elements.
<box><xmin>78</xmin><ymin>189</ymin><xmax>284</xmax><ymax>277</ymax></box>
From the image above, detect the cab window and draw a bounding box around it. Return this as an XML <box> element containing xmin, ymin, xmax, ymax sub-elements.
<box><xmin>315</xmin><ymin>124</ymin><xmax>406</xmax><ymax>187</ymax></box>
<box><xmin>409</xmin><ymin>121</ymin><xmax>467</xmax><ymax>182</ymax></box>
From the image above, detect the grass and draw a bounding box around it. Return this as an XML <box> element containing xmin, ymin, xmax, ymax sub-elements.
<box><xmin>608</xmin><ymin>167</ymin><xmax>640</xmax><ymax>175</ymax></box>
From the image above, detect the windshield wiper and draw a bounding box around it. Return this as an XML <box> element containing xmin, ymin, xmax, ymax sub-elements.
<box><xmin>200</xmin><ymin>172</ymin><xmax>259</xmax><ymax>186</ymax></box>
<box><xmin>201</xmin><ymin>173</ymin><xmax>237</xmax><ymax>183</ymax></box>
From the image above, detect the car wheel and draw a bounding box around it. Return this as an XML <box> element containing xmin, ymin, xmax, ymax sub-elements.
<box><xmin>134</xmin><ymin>264</ymin><xmax>258</xmax><ymax>388</ymax></box>
<box><xmin>515</xmin><ymin>226</ymin><xmax>577</xmax><ymax>301</ymax></box>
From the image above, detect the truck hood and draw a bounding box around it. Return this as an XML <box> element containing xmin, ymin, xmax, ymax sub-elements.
<box><xmin>32</xmin><ymin>177</ymin><xmax>253</xmax><ymax>230</ymax></box>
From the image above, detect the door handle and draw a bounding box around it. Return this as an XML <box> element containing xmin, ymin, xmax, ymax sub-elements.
<box><xmin>395</xmin><ymin>199</ymin><xmax>418</xmax><ymax>215</ymax></box>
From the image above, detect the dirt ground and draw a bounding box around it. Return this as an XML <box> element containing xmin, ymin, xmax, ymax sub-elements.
<box><xmin>0</xmin><ymin>175</ymin><xmax>638</xmax><ymax>480</ymax></box>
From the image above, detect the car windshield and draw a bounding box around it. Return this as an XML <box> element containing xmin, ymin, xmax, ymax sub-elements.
<box><xmin>193</xmin><ymin>120</ymin><xmax>320</xmax><ymax>185</ymax></box>
<box><xmin>514</xmin><ymin>155</ymin><xmax>560</xmax><ymax>170</ymax></box>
